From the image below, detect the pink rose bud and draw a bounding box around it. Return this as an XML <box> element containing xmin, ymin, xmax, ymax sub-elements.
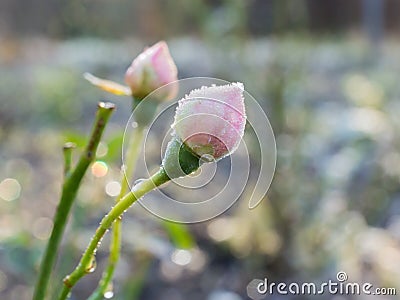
<box><xmin>172</xmin><ymin>83</ymin><xmax>246</xmax><ymax>160</ymax></box>
<box><xmin>125</xmin><ymin>41</ymin><xmax>178</xmax><ymax>100</ymax></box>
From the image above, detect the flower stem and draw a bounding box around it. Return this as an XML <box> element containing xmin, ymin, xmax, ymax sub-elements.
<box><xmin>33</xmin><ymin>102</ymin><xmax>115</xmax><ymax>300</ymax></box>
<box><xmin>57</xmin><ymin>168</ymin><xmax>170</xmax><ymax>300</ymax></box>
<box><xmin>63</xmin><ymin>142</ymin><xmax>76</xmax><ymax>177</ymax></box>
<box><xmin>87</xmin><ymin>125</ymin><xmax>145</xmax><ymax>300</ymax></box>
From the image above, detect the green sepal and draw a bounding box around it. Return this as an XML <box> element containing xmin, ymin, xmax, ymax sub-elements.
<box><xmin>162</xmin><ymin>136</ymin><xmax>201</xmax><ymax>179</ymax></box>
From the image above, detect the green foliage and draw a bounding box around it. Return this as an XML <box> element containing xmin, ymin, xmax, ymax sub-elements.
<box><xmin>162</xmin><ymin>221</ymin><xmax>195</xmax><ymax>249</ymax></box>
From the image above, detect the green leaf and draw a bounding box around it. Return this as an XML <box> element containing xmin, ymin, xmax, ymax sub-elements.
<box><xmin>162</xmin><ymin>221</ymin><xmax>195</xmax><ymax>249</ymax></box>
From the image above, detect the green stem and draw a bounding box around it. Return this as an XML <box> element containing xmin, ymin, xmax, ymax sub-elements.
<box><xmin>33</xmin><ymin>102</ymin><xmax>115</xmax><ymax>300</ymax></box>
<box><xmin>87</xmin><ymin>126</ymin><xmax>145</xmax><ymax>300</ymax></box>
<box><xmin>57</xmin><ymin>168</ymin><xmax>170</xmax><ymax>300</ymax></box>
<box><xmin>63</xmin><ymin>143</ymin><xmax>75</xmax><ymax>177</ymax></box>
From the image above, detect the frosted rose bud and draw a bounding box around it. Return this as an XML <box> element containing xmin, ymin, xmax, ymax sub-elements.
<box><xmin>125</xmin><ymin>41</ymin><xmax>178</xmax><ymax>100</ymax></box>
<box><xmin>172</xmin><ymin>83</ymin><xmax>246</xmax><ymax>160</ymax></box>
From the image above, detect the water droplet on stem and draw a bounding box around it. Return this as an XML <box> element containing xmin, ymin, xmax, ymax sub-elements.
<box><xmin>104</xmin><ymin>282</ymin><xmax>114</xmax><ymax>299</ymax></box>
<box><xmin>133</xmin><ymin>178</ymin><xmax>145</xmax><ymax>186</ymax></box>
<box><xmin>85</xmin><ymin>256</ymin><xmax>97</xmax><ymax>273</ymax></box>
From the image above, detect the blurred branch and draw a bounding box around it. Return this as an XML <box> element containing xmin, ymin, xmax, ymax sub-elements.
<box><xmin>87</xmin><ymin>124</ymin><xmax>145</xmax><ymax>300</ymax></box>
<box><xmin>63</xmin><ymin>142</ymin><xmax>76</xmax><ymax>177</ymax></box>
<box><xmin>57</xmin><ymin>169</ymin><xmax>170</xmax><ymax>300</ymax></box>
<box><xmin>33</xmin><ymin>102</ymin><xmax>115</xmax><ymax>300</ymax></box>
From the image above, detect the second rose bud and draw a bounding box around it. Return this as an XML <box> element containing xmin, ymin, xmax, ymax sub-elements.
<box><xmin>125</xmin><ymin>41</ymin><xmax>178</xmax><ymax>101</ymax></box>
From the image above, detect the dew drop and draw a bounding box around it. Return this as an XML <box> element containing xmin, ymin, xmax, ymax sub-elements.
<box><xmin>200</xmin><ymin>154</ymin><xmax>215</xmax><ymax>163</ymax></box>
<box><xmin>131</xmin><ymin>121</ymin><xmax>138</xmax><ymax>128</ymax></box>
<box><xmin>188</xmin><ymin>168</ymin><xmax>202</xmax><ymax>177</ymax></box>
<box><xmin>133</xmin><ymin>178</ymin><xmax>145</xmax><ymax>186</ymax></box>
<box><xmin>104</xmin><ymin>282</ymin><xmax>114</xmax><ymax>299</ymax></box>
<box><xmin>85</xmin><ymin>256</ymin><xmax>97</xmax><ymax>273</ymax></box>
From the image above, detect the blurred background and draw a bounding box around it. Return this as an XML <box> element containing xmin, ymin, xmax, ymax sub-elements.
<box><xmin>1</xmin><ymin>0</ymin><xmax>400</xmax><ymax>299</ymax></box>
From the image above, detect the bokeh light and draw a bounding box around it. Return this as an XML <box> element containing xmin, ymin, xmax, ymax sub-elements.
<box><xmin>96</xmin><ymin>142</ymin><xmax>108</xmax><ymax>158</ymax></box>
<box><xmin>171</xmin><ymin>249</ymin><xmax>192</xmax><ymax>266</ymax></box>
<box><xmin>32</xmin><ymin>217</ymin><xmax>53</xmax><ymax>240</ymax></box>
<box><xmin>105</xmin><ymin>181</ymin><xmax>121</xmax><ymax>197</ymax></box>
<box><xmin>207</xmin><ymin>218</ymin><xmax>235</xmax><ymax>242</ymax></box>
<box><xmin>0</xmin><ymin>178</ymin><xmax>21</xmax><ymax>202</ymax></box>
<box><xmin>91</xmin><ymin>161</ymin><xmax>108</xmax><ymax>178</ymax></box>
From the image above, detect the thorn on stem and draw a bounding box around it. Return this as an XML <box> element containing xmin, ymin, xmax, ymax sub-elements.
<box><xmin>63</xmin><ymin>143</ymin><xmax>76</xmax><ymax>176</ymax></box>
<box><xmin>63</xmin><ymin>142</ymin><xmax>76</xmax><ymax>150</ymax></box>
<box><xmin>98</xmin><ymin>102</ymin><xmax>116</xmax><ymax>110</ymax></box>
<box><xmin>63</xmin><ymin>276</ymin><xmax>72</xmax><ymax>288</ymax></box>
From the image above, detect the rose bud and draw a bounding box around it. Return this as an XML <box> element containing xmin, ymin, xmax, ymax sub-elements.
<box><xmin>162</xmin><ymin>83</ymin><xmax>246</xmax><ymax>179</ymax></box>
<box><xmin>173</xmin><ymin>82</ymin><xmax>246</xmax><ymax>160</ymax></box>
<box><xmin>125</xmin><ymin>41</ymin><xmax>178</xmax><ymax>101</ymax></box>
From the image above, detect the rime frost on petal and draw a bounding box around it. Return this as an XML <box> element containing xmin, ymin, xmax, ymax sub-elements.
<box><xmin>173</xmin><ymin>83</ymin><xmax>246</xmax><ymax>160</ymax></box>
